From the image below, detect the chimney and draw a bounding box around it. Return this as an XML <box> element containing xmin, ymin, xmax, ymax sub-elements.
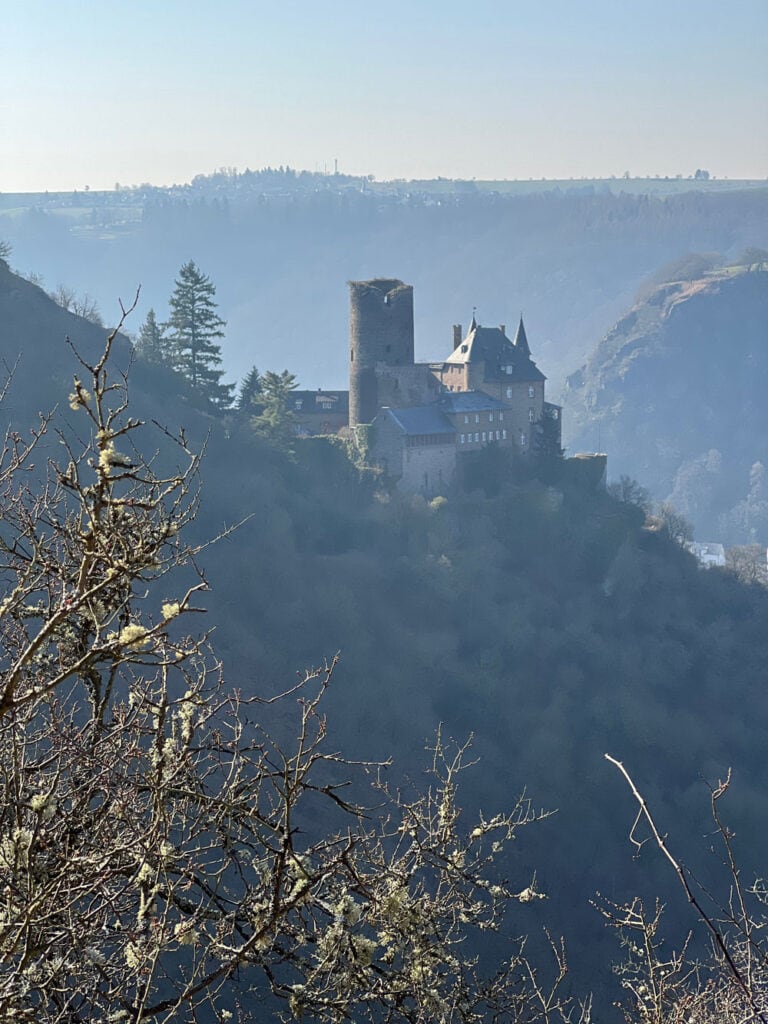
<box><xmin>453</xmin><ymin>324</ymin><xmax>462</xmax><ymax>349</ymax></box>
<box><xmin>500</xmin><ymin>324</ymin><xmax>506</xmax><ymax>335</ymax></box>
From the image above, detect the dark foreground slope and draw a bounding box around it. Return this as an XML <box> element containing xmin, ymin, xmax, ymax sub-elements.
<box><xmin>563</xmin><ymin>265</ymin><xmax>768</xmax><ymax>542</ymax></box>
<box><xmin>3</xmin><ymin>264</ymin><xmax>768</xmax><ymax>1017</ymax></box>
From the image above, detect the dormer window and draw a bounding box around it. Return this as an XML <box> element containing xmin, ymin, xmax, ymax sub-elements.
<box><xmin>460</xmin><ymin>344</ymin><xmax>468</xmax><ymax>354</ymax></box>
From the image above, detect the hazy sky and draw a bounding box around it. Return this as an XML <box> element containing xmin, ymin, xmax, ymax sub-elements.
<box><xmin>2</xmin><ymin>0</ymin><xmax>766</xmax><ymax>192</ymax></box>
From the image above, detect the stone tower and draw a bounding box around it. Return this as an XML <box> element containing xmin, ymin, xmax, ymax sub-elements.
<box><xmin>349</xmin><ymin>279</ymin><xmax>414</xmax><ymax>427</ymax></box>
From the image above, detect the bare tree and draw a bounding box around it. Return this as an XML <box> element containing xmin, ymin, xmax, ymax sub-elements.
<box><xmin>726</xmin><ymin>545</ymin><xmax>768</xmax><ymax>586</ymax></box>
<box><xmin>0</xmin><ymin>320</ymin><xmax>586</xmax><ymax>1023</ymax></box>
<box><xmin>600</xmin><ymin>755</ymin><xmax>768</xmax><ymax>1023</ymax></box>
<box><xmin>48</xmin><ymin>284</ymin><xmax>104</xmax><ymax>325</ymax></box>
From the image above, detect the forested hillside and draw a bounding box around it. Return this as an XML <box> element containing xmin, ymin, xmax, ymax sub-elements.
<box><xmin>2</xmin><ymin>262</ymin><xmax>768</xmax><ymax>1017</ymax></box>
<box><xmin>2</xmin><ymin>180</ymin><xmax>767</xmax><ymax>393</ymax></box>
<box><xmin>564</xmin><ymin>259</ymin><xmax>768</xmax><ymax>542</ymax></box>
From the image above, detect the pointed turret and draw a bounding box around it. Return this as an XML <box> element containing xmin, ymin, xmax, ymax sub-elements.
<box><xmin>513</xmin><ymin>315</ymin><xmax>531</xmax><ymax>358</ymax></box>
<box><xmin>469</xmin><ymin>312</ymin><xmax>477</xmax><ymax>332</ymax></box>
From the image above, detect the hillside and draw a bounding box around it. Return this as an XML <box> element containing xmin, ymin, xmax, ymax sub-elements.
<box><xmin>563</xmin><ymin>264</ymin><xmax>768</xmax><ymax>542</ymax></box>
<box><xmin>3</xmin><ymin>184</ymin><xmax>767</xmax><ymax>395</ymax></box>
<box><xmin>3</xmin><ymin>261</ymin><xmax>768</xmax><ymax>1016</ymax></box>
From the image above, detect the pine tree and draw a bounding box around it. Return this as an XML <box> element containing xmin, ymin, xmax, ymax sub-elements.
<box><xmin>135</xmin><ymin>308</ymin><xmax>168</xmax><ymax>365</ymax></box>
<box><xmin>251</xmin><ymin>369</ymin><xmax>298</xmax><ymax>447</ymax></box>
<box><xmin>165</xmin><ymin>260</ymin><xmax>233</xmax><ymax>408</ymax></box>
<box><xmin>237</xmin><ymin>365</ymin><xmax>263</xmax><ymax>414</ymax></box>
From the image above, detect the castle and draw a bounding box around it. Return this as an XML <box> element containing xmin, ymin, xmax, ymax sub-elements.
<box><xmin>292</xmin><ymin>277</ymin><xmax>562</xmax><ymax>495</ymax></box>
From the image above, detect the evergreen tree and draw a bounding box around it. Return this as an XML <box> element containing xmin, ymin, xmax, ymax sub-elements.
<box><xmin>165</xmin><ymin>260</ymin><xmax>233</xmax><ymax>408</ymax></box>
<box><xmin>237</xmin><ymin>365</ymin><xmax>263</xmax><ymax>414</ymax></box>
<box><xmin>135</xmin><ymin>308</ymin><xmax>168</xmax><ymax>365</ymax></box>
<box><xmin>251</xmin><ymin>369</ymin><xmax>298</xmax><ymax>447</ymax></box>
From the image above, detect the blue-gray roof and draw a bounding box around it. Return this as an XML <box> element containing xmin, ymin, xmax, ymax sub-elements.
<box><xmin>439</xmin><ymin>391</ymin><xmax>507</xmax><ymax>414</ymax></box>
<box><xmin>444</xmin><ymin>321</ymin><xmax>545</xmax><ymax>382</ymax></box>
<box><xmin>384</xmin><ymin>406</ymin><xmax>455</xmax><ymax>436</ymax></box>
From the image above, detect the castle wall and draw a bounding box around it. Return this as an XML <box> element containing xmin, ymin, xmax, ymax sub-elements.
<box><xmin>371</xmin><ymin>411</ymin><xmax>456</xmax><ymax>496</ymax></box>
<box><xmin>376</xmin><ymin>363</ymin><xmax>440</xmax><ymax>410</ymax></box>
<box><xmin>475</xmin><ymin>379</ymin><xmax>545</xmax><ymax>454</ymax></box>
<box><xmin>349</xmin><ymin>279</ymin><xmax>414</xmax><ymax>427</ymax></box>
<box><xmin>371</xmin><ymin>412</ymin><xmax>405</xmax><ymax>481</ymax></box>
<box><xmin>400</xmin><ymin>442</ymin><xmax>456</xmax><ymax>497</ymax></box>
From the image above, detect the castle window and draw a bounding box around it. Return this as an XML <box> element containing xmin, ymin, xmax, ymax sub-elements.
<box><xmin>475</xmin><ymin>414</ymin><xmax>480</xmax><ymax>424</ymax></box>
<box><xmin>499</xmin><ymin>411</ymin><xmax>504</xmax><ymax>421</ymax></box>
<box><xmin>460</xmin><ymin>434</ymin><xmax>465</xmax><ymax>444</ymax></box>
<box><xmin>482</xmin><ymin>432</ymin><xmax>486</xmax><ymax>442</ymax></box>
<box><xmin>461</xmin><ymin>344</ymin><xmax>468</xmax><ymax>353</ymax></box>
<box><xmin>496</xmin><ymin>430</ymin><xmax>500</xmax><ymax>441</ymax></box>
<box><xmin>475</xmin><ymin>433</ymin><xmax>479</xmax><ymax>443</ymax></box>
<box><xmin>489</xmin><ymin>412</ymin><xmax>494</xmax><ymax>422</ymax></box>
<box><xmin>528</xmin><ymin>386</ymin><xmax>535</xmax><ymax>398</ymax></box>
<box><xmin>295</xmin><ymin>399</ymin><xmax>303</xmax><ymax>410</ymax></box>
<box><xmin>506</xmin><ymin>365</ymin><xmax>513</xmax><ymax>374</ymax></box>
<box><xmin>502</xmin><ymin>429</ymin><xmax>507</xmax><ymax>440</ymax></box>
<box><xmin>520</xmin><ymin>432</ymin><xmax>527</xmax><ymax>446</ymax></box>
<box><xmin>529</xmin><ymin>408</ymin><xmax>535</xmax><ymax>422</ymax></box>
<box><xmin>506</xmin><ymin>387</ymin><xmax>513</xmax><ymax>399</ymax></box>
<box><xmin>464</xmin><ymin>414</ymin><xmax>469</xmax><ymax>424</ymax></box>
<box><xmin>552</xmin><ymin>408</ymin><xmax>559</xmax><ymax>419</ymax></box>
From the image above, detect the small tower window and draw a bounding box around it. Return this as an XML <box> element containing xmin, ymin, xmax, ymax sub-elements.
<box><xmin>528</xmin><ymin>386</ymin><xmax>535</xmax><ymax>398</ymax></box>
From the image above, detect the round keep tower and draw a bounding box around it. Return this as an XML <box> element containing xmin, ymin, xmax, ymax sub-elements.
<box><xmin>349</xmin><ymin>279</ymin><xmax>414</xmax><ymax>427</ymax></box>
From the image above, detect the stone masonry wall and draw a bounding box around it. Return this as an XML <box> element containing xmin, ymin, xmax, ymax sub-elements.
<box><xmin>349</xmin><ymin>279</ymin><xmax>414</xmax><ymax>427</ymax></box>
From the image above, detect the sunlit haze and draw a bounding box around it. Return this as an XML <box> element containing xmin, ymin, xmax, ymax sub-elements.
<box><xmin>2</xmin><ymin>0</ymin><xmax>767</xmax><ymax>192</ymax></box>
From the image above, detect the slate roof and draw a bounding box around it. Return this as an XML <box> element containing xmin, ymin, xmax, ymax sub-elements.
<box><xmin>513</xmin><ymin>316</ymin><xmax>531</xmax><ymax>358</ymax></box>
<box><xmin>443</xmin><ymin>317</ymin><xmax>545</xmax><ymax>382</ymax></box>
<box><xmin>291</xmin><ymin>390</ymin><xmax>349</xmax><ymax>414</ymax></box>
<box><xmin>438</xmin><ymin>391</ymin><xmax>507</xmax><ymax>414</ymax></box>
<box><xmin>384</xmin><ymin>406</ymin><xmax>455</xmax><ymax>436</ymax></box>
